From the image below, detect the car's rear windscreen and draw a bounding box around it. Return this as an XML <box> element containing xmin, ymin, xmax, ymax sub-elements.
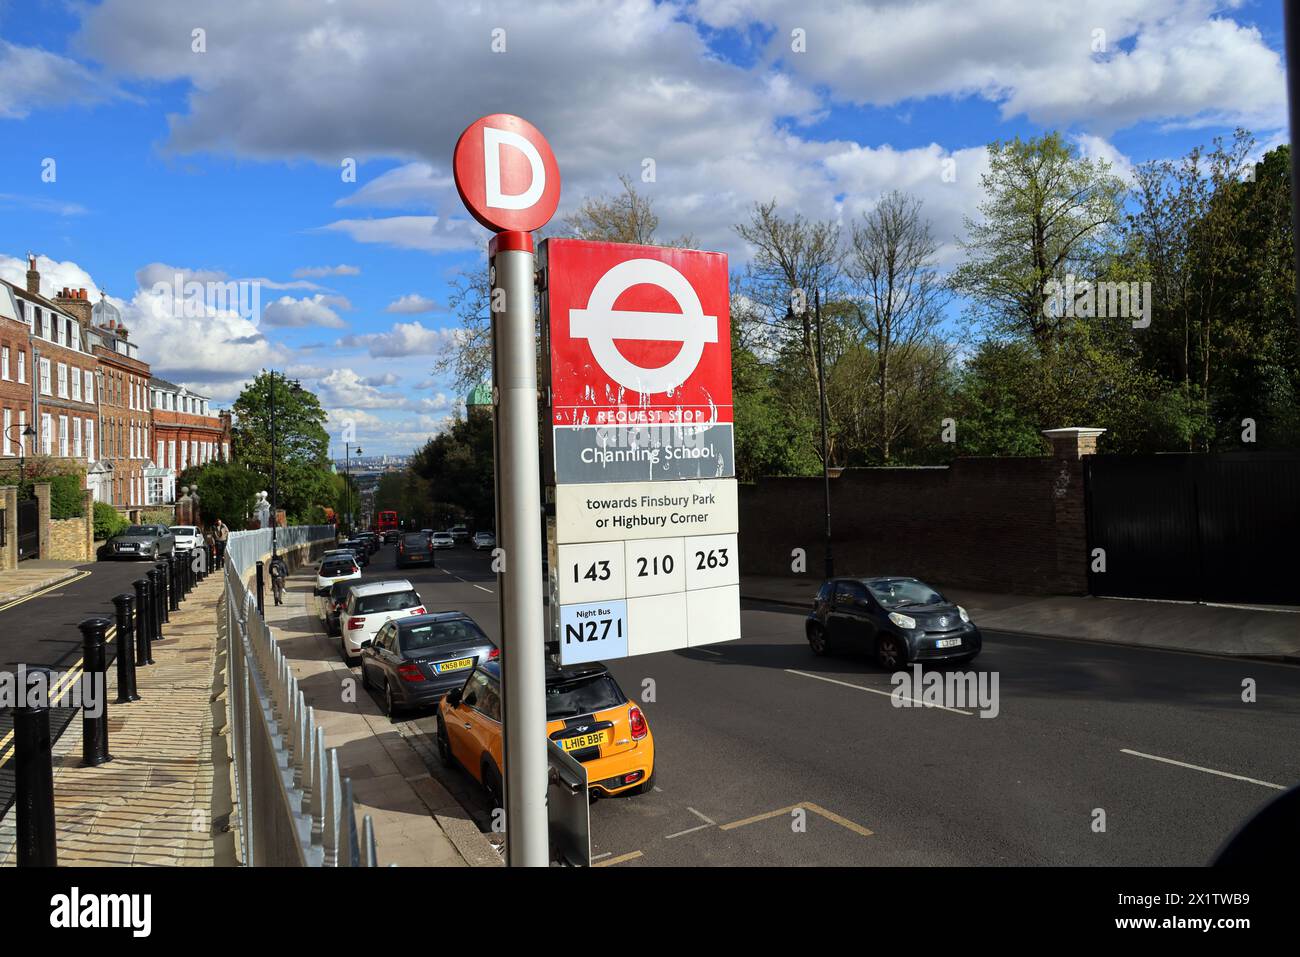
<box><xmin>402</xmin><ymin>534</ymin><xmax>427</xmax><ymax>547</ymax></box>
<box><xmin>320</xmin><ymin>561</ymin><xmax>355</xmax><ymax>576</ymax></box>
<box><xmin>545</xmin><ymin>674</ymin><xmax>624</xmax><ymax>720</ymax></box>
<box><xmin>400</xmin><ymin>619</ymin><xmax>487</xmax><ymax>654</ymax></box>
<box><xmin>354</xmin><ymin>590</ymin><xmax>420</xmax><ymax>614</ymax></box>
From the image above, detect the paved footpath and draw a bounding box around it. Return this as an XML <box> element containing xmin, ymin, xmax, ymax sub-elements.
<box><xmin>0</xmin><ymin>570</ymin><xmax>235</xmax><ymax>866</ymax></box>
<box><xmin>262</xmin><ymin>571</ymin><xmax>500</xmax><ymax>867</ymax></box>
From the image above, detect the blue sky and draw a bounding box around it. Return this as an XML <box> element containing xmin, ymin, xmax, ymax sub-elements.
<box><xmin>0</xmin><ymin>0</ymin><xmax>1289</xmax><ymax>455</ymax></box>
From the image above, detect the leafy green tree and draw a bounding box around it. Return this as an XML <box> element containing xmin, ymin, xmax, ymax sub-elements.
<box><xmin>410</xmin><ymin>412</ymin><xmax>496</xmax><ymax>529</ymax></box>
<box><xmin>179</xmin><ymin>460</ymin><xmax>262</xmax><ymax>527</ymax></box>
<box><xmin>230</xmin><ymin>372</ymin><xmax>332</xmax><ymax>519</ymax></box>
<box><xmin>951</xmin><ymin>133</ymin><xmax>1126</xmax><ymax>352</ymax></box>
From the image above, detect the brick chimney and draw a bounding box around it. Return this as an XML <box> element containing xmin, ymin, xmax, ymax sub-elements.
<box><xmin>1041</xmin><ymin>427</ymin><xmax>1106</xmax><ymax>459</ymax></box>
<box><xmin>54</xmin><ymin>286</ymin><xmax>93</xmax><ymax>326</ymax></box>
<box><xmin>25</xmin><ymin>254</ymin><xmax>40</xmax><ymax>295</ymax></box>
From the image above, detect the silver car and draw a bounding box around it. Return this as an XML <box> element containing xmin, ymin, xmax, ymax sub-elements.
<box><xmin>103</xmin><ymin>524</ymin><xmax>176</xmax><ymax>561</ymax></box>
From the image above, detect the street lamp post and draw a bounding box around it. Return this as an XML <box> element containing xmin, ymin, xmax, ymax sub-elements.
<box><xmin>343</xmin><ymin>444</ymin><xmax>362</xmax><ymax>533</ymax></box>
<box><xmin>5</xmin><ymin>424</ymin><xmax>38</xmax><ymax>484</ymax></box>
<box><xmin>787</xmin><ymin>288</ymin><xmax>834</xmax><ymax>579</ymax></box>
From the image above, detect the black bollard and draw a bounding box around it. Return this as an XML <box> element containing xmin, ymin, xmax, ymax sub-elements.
<box><xmin>133</xmin><ymin>578</ymin><xmax>154</xmax><ymax>666</ymax></box>
<box><xmin>169</xmin><ymin>553</ymin><xmax>182</xmax><ymax>609</ymax></box>
<box><xmin>78</xmin><ymin>618</ymin><xmax>113</xmax><ymax>767</ymax></box>
<box><xmin>14</xmin><ymin>666</ymin><xmax>57</xmax><ymax>867</ymax></box>
<box><xmin>112</xmin><ymin>594</ymin><xmax>140</xmax><ymax>703</ymax></box>
<box><xmin>155</xmin><ymin>562</ymin><xmax>171</xmax><ymax>624</ymax></box>
<box><xmin>255</xmin><ymin>560</ymin><xmax>265</xmax><ymax>617</ymax></box>
<box><xmin>149</xmin><ymin>567</ymin><xmax>165</xmax><ymax>641</ymax></box>
<box><xmin>186</xmin><ymin>550</ymin><xmax>196</xmax><ymax>593</ymax></box>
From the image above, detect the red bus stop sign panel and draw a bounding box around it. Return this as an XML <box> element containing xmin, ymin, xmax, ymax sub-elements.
<box><xmin>453</xmin><ymin>114</ymin><xmax>561</xmax><ymax>233</ymax></box>
<box><xmin>543</xmin><ymin>238</ymin><xmax>732</xmax><ymax>426</ymax></box>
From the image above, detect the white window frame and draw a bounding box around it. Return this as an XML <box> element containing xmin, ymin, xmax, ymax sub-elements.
<box><xmin>59</xmin><ymin>415</ymin><xmax>69</xmax><ymax>457</ymax></box>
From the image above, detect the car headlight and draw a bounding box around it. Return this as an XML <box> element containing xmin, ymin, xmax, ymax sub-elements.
<box><xmin>888</xmin><ymin>611</ymin><xmax>917</xmax><ymax>629</ymax></box>
<box><xmin>958</xmin><ymin>606</ymin><xmax>970</xmax><ymax>623</ymax></box>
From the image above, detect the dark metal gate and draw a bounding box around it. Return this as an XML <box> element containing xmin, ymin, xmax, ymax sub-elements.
<box><xmin>1084</xmin><ymin>451</ymin><xmax>1300</xmax><ymax>605</ymax></box>
<box><xmin>17</xmin><ymin>498</ymin><xmax>38</xmax><ymax>560</ymax></box>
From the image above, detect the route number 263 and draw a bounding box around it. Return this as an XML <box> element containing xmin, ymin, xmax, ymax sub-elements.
<box><xmin>694</xmin><ymin>548</ymin><xmax>729</xmax><ymax>570</ymax></box>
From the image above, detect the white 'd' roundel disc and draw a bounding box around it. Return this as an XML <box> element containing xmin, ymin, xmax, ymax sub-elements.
<box><xmin>568</xmin><ymin>258</ymin><xmax>718</xmax><ymax>395</ymax></box>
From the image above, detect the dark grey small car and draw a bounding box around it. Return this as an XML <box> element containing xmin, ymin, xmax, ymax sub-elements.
<box><xmin>806</xmin><ymin>576</ymin><xmax>982</xmax><ymax>668</ymax></box>
<box><xmin>101</xmin><ymin>524</ymin><xmax>176</xmax><ymax>561</ymax></box>
<box><xmin>359</xmin><ymin>612</ymin><xmax>497</xmax><ymax>717</ymax></box>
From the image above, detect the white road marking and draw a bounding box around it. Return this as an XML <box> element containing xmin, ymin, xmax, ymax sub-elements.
<box><xmin>785</xmin><ymin>668</ymin><xmax>974</xmax><ymax>716</ymax></box>
<box><xmin>694</xmin><ymin>647</ymin><xmax>724</xmax><ymax>657</ymax></box>
<box><xmin>591</xmin><ymin>851</ymin><xmax>612</xmax><ymax>861</ymax></box>
<box><xmin>452</xmin><ymin>574</ymin><xmax>493</xmax><ymax>594</ymax></box>
<box><xmin>665</xmin><ymin>823</ymin><xmax>713</xmax><ymax>840</ymax></box>
<box><xmin>1120</xmin><ymin>749</ymin><xmax>1285</xmax><ymax>790</ymax></box>
<box><xmin>687</xmin><ymin>806</ymin><xmax>715</xmax><ymax>825</ymax></box>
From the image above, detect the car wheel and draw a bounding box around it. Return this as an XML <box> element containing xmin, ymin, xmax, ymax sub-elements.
<box><xmin>876</xmin><ymin>634</ymin><xmax>907</xmax><ymax>671</ymax></box>
<box><xmin>435</xmin><ymin>715</ymin><xmax>453</xmax><ymax>766</ymax></box>
<box><xmin>360</xmin><ymin>659</ymin><xmax>370</xmax><ymax>690</ymax></box>
<box><xmin>384</xmin><ymin>680</ymin><xmax>400</xmax><ymax>719</ymax></box>
<box><xmin>631</xmin><ymin>770</ymin><xmax>655</xmax><ymax>796</ymax></box>
<box><xmin>340</xmin><ymin>638</ymin><xmax>356</xmax><ymax>664</ymax></box>
<box><xmin>807</xmin><ymin>623</ymin><xmax>830</xmax><ymax>656</ymax></box>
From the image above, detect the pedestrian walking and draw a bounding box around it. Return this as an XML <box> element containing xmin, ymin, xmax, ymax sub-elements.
<box><xmin>269</xmin><ymin>555</ymin><xmax>287</xmax><ymax>606</ymax></box>
<box><xmin>213</xmin><ymin>518</ymin><xmax>229</xmax><ymax>569</ymax></box>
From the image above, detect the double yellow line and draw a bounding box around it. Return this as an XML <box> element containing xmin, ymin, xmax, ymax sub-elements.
<box><xmin>0</xmin><ymin>570</ymin><xmax>92</xmax><ymax>614</ymax></box>
<box><xmin>0</xmin><ymin>576</ymin><xmax>119</xmax><ymax>771</ymax></box>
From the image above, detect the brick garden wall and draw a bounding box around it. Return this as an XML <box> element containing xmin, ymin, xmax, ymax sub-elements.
<box><xmin>49</xmin><ymin>516</ymin><xmax>90</xmax><ymax>561</ymax></box>
<box><xmin>738</xmin><ymin>456</ymin><xmax>1089</xmax><ymax>596</ymax></box>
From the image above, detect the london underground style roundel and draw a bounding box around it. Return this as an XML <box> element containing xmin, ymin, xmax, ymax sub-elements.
<box><xmin>453</xmin><ymin>114</ymin><xmax>562</xmax><ymax>233</ymax></box>
<box><xmin>542</xmin><ymin>239</ymin><xmax>732</xmax><ymax>427</ymax></box>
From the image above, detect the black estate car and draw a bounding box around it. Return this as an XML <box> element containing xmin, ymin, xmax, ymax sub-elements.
<box><xmin>806</xmin><ymin>576</ymin><xmax>982</xmax><ymax>669</ymax></box>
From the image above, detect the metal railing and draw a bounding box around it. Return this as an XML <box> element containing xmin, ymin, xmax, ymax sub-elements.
<box><xmin>220</xmin><ymin>524</ymin><xmax>378</xmax><ymax>866</ymax></box>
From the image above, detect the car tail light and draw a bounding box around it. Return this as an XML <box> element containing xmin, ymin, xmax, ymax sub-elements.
<box><xmin>629</xmin><ymin>706</ymin><xmax>648</xmax><ymax>740</ymax></box>
<box><xmin>398</xmin><ymin>663</ymin><xmax>424</xmax><ymax>683</ymax></box>
<box><xmin>411</xmin><ymin>607</ymin><xmax>425</xmax><ymax>615</ymax></box>
<box><xmin>346</xmin><ymin>617</ymin><xmax>366</xmax><ymax>630</ymax></box>
<box><xmin>487</xmin><ymin>647</ymin><xmax>500</xmax><ymax>660</ymax></box>
<box><xmin>622</xmin><ymin>770</ymin><xmax>644</xmax><ymax>785</ymax></box>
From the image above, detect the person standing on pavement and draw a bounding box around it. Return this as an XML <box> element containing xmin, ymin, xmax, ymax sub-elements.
<box><xmin>213</xmin><ymin>518</ymin><xmax>229</xmax><ymax>568</ymax></box>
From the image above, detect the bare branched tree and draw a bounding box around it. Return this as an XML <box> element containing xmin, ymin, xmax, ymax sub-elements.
<box><xmin>562</xmin><ymin>173</ymin><xmax>692</xmax><ymax>247</ymax></box>
<box><xmin>847</xmin><ymin>191</ymin><xmax>952</xmax><ymax>463</ymax></box>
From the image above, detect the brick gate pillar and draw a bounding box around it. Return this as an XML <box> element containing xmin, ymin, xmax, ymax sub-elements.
<box><xmin>0</xmin><ymin>486</ymin><xmax>16</xmax><ymax>570</ymax></box>
<box><xmin>1042</xmin><ymin>428</ymin><xmax>1105</xmax><ymax>595</ymax></box>
<box><xmin>33</xmin><ymin>481</ymin><xmax>51</xmax><ymax>560</ymax></box>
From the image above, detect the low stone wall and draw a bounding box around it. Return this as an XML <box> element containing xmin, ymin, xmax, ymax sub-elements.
<box><xmin>49</xmin><ymin>517</ymin><xmax>90</xmax><ymax>561</ymax></box>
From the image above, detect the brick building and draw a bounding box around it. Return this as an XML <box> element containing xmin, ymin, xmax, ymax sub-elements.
<box><xmin>149</xmin><ymin>376</ymin><xmax>232</xmax><ymax>503</ymax></box>
<box><xmin>0</xmin><ymin>258</ymin><xmax>100</xmax><ymax>481</ymax></box>
<box><xmin>89</xmin><ymin>295</ymin><xmax>154</xmax><ymax>506</ymax></box>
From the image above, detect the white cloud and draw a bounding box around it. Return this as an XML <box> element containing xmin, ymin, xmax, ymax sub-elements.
<box><xmin>0</xmin><ymin>40</ymin><xmax>126</xmax><ymax>119</ymax></box>
<box><xmin>337</xmin><ymin>320</ymin><xmax>459</xmax><ymax>358</ymax></box>
<box><xmin>319</xmin><ymin>215</ymin><xmax>480</xmax><ymax>254</ymax></box>
<box><xmin>385</xmin><ymin>293</ymin><xmax>440</xmax><ymax>314</ymax></box>
<box><xmin>336</xmin><ymin>162</ymin><xmax>451</xmax><ymax>209</ymax></box>
<box><xmin>261</xmin><ymin>293</ymin><xmax>351</xmax><ymax>329</ymax></box>
<box><xmin>292</xmin><ymin>264</ymin><xmax>361</xmax><ymax>278</ymax></box>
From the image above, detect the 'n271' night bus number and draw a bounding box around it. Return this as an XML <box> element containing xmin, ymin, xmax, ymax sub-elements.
<box><xmin>565</xmin><ymin>616</ymin><xmax>624</xmax><ymax>644</ymax></box>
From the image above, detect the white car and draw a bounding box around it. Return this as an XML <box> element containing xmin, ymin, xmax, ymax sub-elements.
<box><xmin>170</xmin><ymin>525</ymin><xmax>202</xmax><ymax>552</ymax></box>
<box><xmin>339</xmin><ymin>580</ymin><xmax>426</xmax><ymax>662</ymax></box>
<box><xmin>431</xmin><ymin>532</ymin><xmax>455</xmax><ymax>549</ymax></box>
<box><xmin>473</xmin><ymin>531</ymin><xmax>495</xmax><ymax>550</ymax></box>
<box><xmin>315</xmin><ymin>554</ymin><xmax>361</xmax><ymax>596</ymax></box>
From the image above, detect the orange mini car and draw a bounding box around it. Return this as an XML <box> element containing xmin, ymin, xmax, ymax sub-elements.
<box><xmin>435</xmin><ymin>659</ymin><xmax>655</xmax><ymax>801</ymax></box>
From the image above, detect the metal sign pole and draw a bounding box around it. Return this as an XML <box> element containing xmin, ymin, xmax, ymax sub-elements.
<box><xmin>491</xmin><ymin>231</ymin><xmax>550</xmax><ymax>867</ymax></box>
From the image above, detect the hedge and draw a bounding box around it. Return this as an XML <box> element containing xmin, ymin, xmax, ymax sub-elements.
<box><xmin>49</xmin><ymin>473</ymin><xmax>85</xmax><ymax>519</ymax></box>
<box><xmin>93</xmin><ymin>501</ymin><xmax>128</xmax><ymax>541</ymax></box>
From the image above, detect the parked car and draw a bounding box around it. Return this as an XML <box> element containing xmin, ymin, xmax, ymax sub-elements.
<box><xmin>383</xmin><ymin>530</ymin><xmax>400</xmax><ymax>545</ymax></box>
<box><xmin>359</xmin><ymin>611</ymin><xmax>497</xmax><ymax>716</ymax></box>
<box><xmin>339</xmin><ymin>540</ymin><xmax>370</xmax><ymax>568</ymax></box>
<box><xmin>436</xmin><ymin>660</ymin><xmax>654</xmax><ymax>802</ymax></box>
<box><xmin>101</xmin><ymin>524</ymin><xmax>176</xmax><ymax>561</ymax></box>
<box><xmin>356</xmin><ymin>532</ymin><xmax>381</xmax><ymax>554</ymax></box>
<box><xmin>449</xmin><ymin>524</ymin><xmax>469</xmax><ymax>543</ymax></box>
<box><xmin>472</xmin><ymin>531</ymin><xmax>495</xmax><ymax>551</ymax></box>
<box><xmin>431</xmin><ymin>531</ymin><xmax>455</xmax><ymax>550</ymax></box>
<box><xmin>321</xmin><ymin>579</ymin><xmax>363</xmax><ymax>637</ymax></box>
<box><xmin>339</xmin><ymin>579</ymin><xmax>426</xmax><ymax>663</ymax></box>
<box><xmin>806</xmin><ymin>576</ymin><xmax>982</xmax><ymax>668</ymax></box>
<box><xmin>396</xmin><ymin>532</ymin><xmax>434</xmax><ymax>568</ymax></box>
<box><xmin>315</xmin><ymin>555</ymin><xmax>361</xmax><ymax>596</ymax></box>
<box><xmin>169</xmin><ymin>525</ymin><xmax>201</xmax><ymax>552</ymax></box>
